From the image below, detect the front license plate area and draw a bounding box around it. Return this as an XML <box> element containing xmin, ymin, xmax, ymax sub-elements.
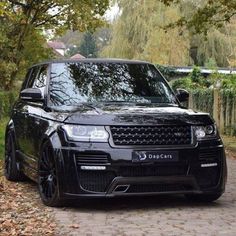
<box><xmin>132</xmin><ymin>151</ymin><xmax>179</xmax><ymax>163</ymax></box>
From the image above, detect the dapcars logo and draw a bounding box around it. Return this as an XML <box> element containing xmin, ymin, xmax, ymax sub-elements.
<box><xmin>136</xmin><ymin>151</ymin><xmax>147</xmax><ymax>161</ymax></box>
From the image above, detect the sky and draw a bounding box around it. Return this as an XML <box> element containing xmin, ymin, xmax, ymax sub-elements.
<box><xmin>104</xmin><ymin>3</ymin><xmax>120</xmax><ymax>21</ymax></box>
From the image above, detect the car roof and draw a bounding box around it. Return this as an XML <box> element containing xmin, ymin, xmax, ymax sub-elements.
<box><xmin>29</xmin><ymin>58</ymin><xmax>151</xmax><ymax>68</ymax></box>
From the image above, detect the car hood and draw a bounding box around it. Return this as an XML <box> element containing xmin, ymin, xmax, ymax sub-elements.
<box><xmin>45</xmin><ymin>104</ymin><xmax>214</xmax><ymax>126</ymax></box>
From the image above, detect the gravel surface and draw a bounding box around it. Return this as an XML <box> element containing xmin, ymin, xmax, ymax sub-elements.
<box><xmin>53</xmin><ymin>157</ymin><xmax>236</xmax><ymax>236</ymax></box>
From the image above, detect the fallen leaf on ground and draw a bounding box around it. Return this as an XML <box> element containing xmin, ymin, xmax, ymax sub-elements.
<box><xmin>0</xmin><ymin>160</ymin><xmax>56</xmax><ymax>236</ymax></box>
<box><xmin>69</xmin><ymin>224</ymin><xmax>80</xmax><ymax>229</ymax></box>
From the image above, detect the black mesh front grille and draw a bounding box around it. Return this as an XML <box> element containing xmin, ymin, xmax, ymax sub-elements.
<box><xmin>79</xmin><ymin>171</ymin><xmax>115</xmax><ymax>192</ymax></box>
<box><xmin>118</xmin><ymin>165</ymin><xmax>187</xmax><ymax>177</ymax></box>
<box><xmin>127</xmin><ymin>184</ymin><xmax>192</xmax><ymax>193</ymax></box>
<box><xmin>110</xmin><ymin>125</ymin><xmax>192</xmax><ymax>146</ymax></box>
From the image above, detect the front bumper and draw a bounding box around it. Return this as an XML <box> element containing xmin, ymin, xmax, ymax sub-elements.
<box><xmin>54</xmin><ymin>139</ymin><xmax>227</xmax><ymax>199</ymax></box>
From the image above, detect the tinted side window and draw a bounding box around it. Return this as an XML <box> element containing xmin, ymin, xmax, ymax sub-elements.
<box><xmin>32</xmin><ymin>66</ymin><xmax>47</xmax><ymax>90</ymax></box>
<box><xmin>21</xmin><ymin>69</ymin><xmax>32</xmax><ymax>91</ymax></box>
<box><xmin>27</xmin><ymin>65</ymin><xmax>47</xmax><ymax>95</ymax></box>
<box><xmin>27</xmin><ymin>67</ymin><xmax>39</xmax><ymax>88</ymax></box>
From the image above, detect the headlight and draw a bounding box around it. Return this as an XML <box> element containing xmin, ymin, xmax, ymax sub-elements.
<box><xmin>62</xmin><ymin>125</ymin><xmax>109</xmax><ymax>142</ymax></box>
<box><xmin>193</xmin><ymin>125</ymin><xmax>217</xmax><ymax>140</ymax></box>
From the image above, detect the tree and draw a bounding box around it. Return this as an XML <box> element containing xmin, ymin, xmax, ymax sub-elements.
<box><xmin>58</xmin><ymin>27</ymin><xmax>111</xmax><ymax>58</ymax></box>
<box><xmin>103</xmin><ymin>0</ymin><xmax>236</xmax><ymax>67</ymax></box>
<box><xmin>95</xmin><ymin>27</ymin><xmax>111</xmax><ymax>53</ymax></box>
<box><xmin>102</xmin><ymin>0</ymin><xmax>189</xmax><ymax>65</ymax></box>
<box><xmin>177</xmin><ymin>1</ymin><xmax>236</xmax><ymax>67</ymax></box>
<box><xmin>0</xmin><ymin>0</ymin><xmax>109</xmax><ymax>90</ymax></box>
<box><xmin>79</xmin><ymin>32</ymin><xmax>98</xmax><ymax>58</ymax></box>
<box><xmin>161</xmin><ymin>0</ymin><xmax>236</xmax><ymax>34</ymax></box>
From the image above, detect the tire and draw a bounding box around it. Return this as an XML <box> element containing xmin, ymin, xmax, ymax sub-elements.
<box><xmin>4</xmin><ymin>132</ymin><xmax>25</xmax><ymax>181</ymax></box>
<box><xmin>185</xmin><ymin>193</ymin><xmax>222</xmax><ymax>203</ymax></box>
<box><xmin>38</xmin><ymin>141</ymin><xmax>64</xmax><ymax>207</ymax></box>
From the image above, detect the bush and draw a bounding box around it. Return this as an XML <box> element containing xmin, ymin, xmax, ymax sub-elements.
<box><xmin>220</xmin><ymin>89</ymin><xmax>236</xmax><ymax>136</ymax></box>
<box><xmin>191</xmin><ymin>66</ymin><xmax>202</xmax><ymax>83</ymax></box>
<box><xmin>191</xmin><ymin>89</ymin><xmax>214</xmax><ymax>116</ymax></box>
<box><xmin>170</xmin><ymin>66</ymin><xmax>215</xmax><ymax>91</ymax></box>
<box><xmin>0</xmin><ymin>90</ymin><xmax>18</xmax><ymax>119</ymax></box>
<box><xmin>221</xmin><ymin>75</ymin><xmax>236</xmax><ymax>89</ymax></box>
<box><xmin>171</xmin><ymin>70</ymin><xmax>236</xmax><ymax>91</ymax></box>
<box><xmin>171</xmin><ymin>77</ymin><xmax>193</xmax><ymax>91</ymax></box>
<box><xmin>156</xmin><ymin>64</ymin><xmax>177</xmax><ymax>81</ymax></box>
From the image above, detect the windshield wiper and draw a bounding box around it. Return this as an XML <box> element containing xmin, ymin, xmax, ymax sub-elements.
<box><xmin>81</xmin><ymin>103</ymin><xmax>103</xmax><ymax>113</ymax></box>
<box><xmin>102</xmin><ymin>100</ymin><xmax>131</xmax><ymax>103</ymax></box>
<box><xmin>62</xmin><ymin>103</ymin><xmax>102</xmax><ymax>122</ymax></box>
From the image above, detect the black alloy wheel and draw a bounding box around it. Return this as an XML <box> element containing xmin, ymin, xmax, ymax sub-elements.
<box><xmin>5</xmin><ymin>132</ymin><xmax>24</xmax><ymax>181</ymax></box>
<box><xmin>38</xmin><ymin>141</ymin><xmax>63</xmax><ymax>207</ymax></box>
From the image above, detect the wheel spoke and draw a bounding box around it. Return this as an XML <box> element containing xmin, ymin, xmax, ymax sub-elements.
<box><xmin>46</xmin><ymin>146</ymin><xmax>54</xmax><ymax>169</ymax></box>
<box><xmin>39</xmin><ymin>177</ymin><xmax>47</xmax><ymax>187</ymax></box>
<box><xmin>41</xmin><ymin>151</ymin><xmax>50</xmax><ymax>169</ymax></box>
<box><xmin>51</xmin><ymin>181</ymin><xmax>56</xmax><ymax>194</ymax></box>
<box><xmin>48</xmin><ymin>181</ymin><xmax>53</xmax><ymax>197</ymax></box>
<box><xmin>44</xmin><ymin>182</ymin><xmax>50</xmax><ymax>198</ymax></box>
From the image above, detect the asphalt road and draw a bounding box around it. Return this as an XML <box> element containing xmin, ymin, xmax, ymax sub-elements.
<box><xmin>53</xmin><ymin>157</ymin><xmax>236</xmax><ymax>236</ymax></box>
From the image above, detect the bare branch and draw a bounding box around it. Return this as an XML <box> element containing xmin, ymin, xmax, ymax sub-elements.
<box><xmin>34</xmin><ymin>8</ymin><xmax>67</xmax><ymax>27</ymax></box>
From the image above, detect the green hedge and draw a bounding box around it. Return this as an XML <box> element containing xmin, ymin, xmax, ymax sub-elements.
<box><xmin>189</xmin><ymin>88</ymin><xmax>236</xmax><ymax>136</ymax></box>
<box><xmin>0</xmin><ymin>91</ymin><xmax>18</xmax><ymax>119</ymax></box>
<box><xmin>220</xmin><ymin>89</ymin><xmax>236</xmax><ymax>136</ymax></box>
<box><xmin>191</xmin><ymin>89</ymin><xmax>214</xmax><ymax>116</ymax></box>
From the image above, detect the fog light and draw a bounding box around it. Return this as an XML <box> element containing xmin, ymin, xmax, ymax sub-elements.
<box><xmin>201</xmin><ymin>163</ymin><xmax>218</xmax><ymax>168</ymax></box>
<box><xmin>80</xmin><ymin>166</ymin><xmax>106</xmax><ymax>170</ymax></box>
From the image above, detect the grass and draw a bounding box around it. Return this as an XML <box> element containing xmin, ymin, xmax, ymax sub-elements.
<box><xmin>0</xmin><ymin>118</ymin><xmax>9</xmax><ymax>160</ymax></box>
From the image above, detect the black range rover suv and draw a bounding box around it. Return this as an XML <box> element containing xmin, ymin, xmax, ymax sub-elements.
<box><xmin>5</xmin><ymin>59</ymin><xmax>227</xmax><ymax>206</ymax></box>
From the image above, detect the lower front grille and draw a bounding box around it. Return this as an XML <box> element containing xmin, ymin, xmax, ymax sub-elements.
<box><xmin>79</xmin><ymin>171</ymin><xmax>115</xmax><ymax>192</ymax></box>
<box><xmin>118</xmin><ymin>165</ymin><xmax>188</xmax><ymax>177</ymax></box>
<box><xmin>195</xmin><ymin>167</ymin><xmax>220</xmax><ymax>188</ymax></box>
<box><xmin>126</xmin><ymin>184</ymin><xmax>193</xmax><ymax>193</ymax></box>
<box><xmin>199</xmin><ymin>150</ymin><xmax>220</xmax><ymax>161</ymax></box>
<box><xmin>78</xmin><ymin>164</ymin><xmax>188</xmax><ymax>192</ymax></box>
<box><xmin>197</xmin><ymin>149</ymin><xmax>221</xmax><ymax>188</ymax></box>
<box><xmin>75</xmin><ymin>152</ymin><xmax>109</xmax><ymax>165</ymax></box>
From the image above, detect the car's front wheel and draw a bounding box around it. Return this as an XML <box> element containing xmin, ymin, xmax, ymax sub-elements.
<box><xmin>4</xmin><ymin>132</ymin><xmax>25</xmax><ymax>181</ymax></box>
<box><xmin>38</xmin><ymin>141</ymin><xmax>63</xmax><ymax>207</ymax></box>
<box><xmin>185</xmin><ymin>193</ymin><xmax>222</xmax><ymax>203</ymax></box>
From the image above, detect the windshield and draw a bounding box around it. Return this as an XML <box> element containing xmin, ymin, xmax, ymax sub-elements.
<box><xmin>49</xmin><ymin>62</ymin><xmax>177</xmax><ymax>106</ymax></box>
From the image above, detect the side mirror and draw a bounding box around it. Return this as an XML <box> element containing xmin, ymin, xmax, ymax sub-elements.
<box><xmin>176</xmin><ymin>88</ymin><xmax>189</xmax><ymax>103</ymax></box>
<box><xmin>20</xmin><ymin>88</ymin><xmax>43</xmax><ymax>101</ymax></box>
